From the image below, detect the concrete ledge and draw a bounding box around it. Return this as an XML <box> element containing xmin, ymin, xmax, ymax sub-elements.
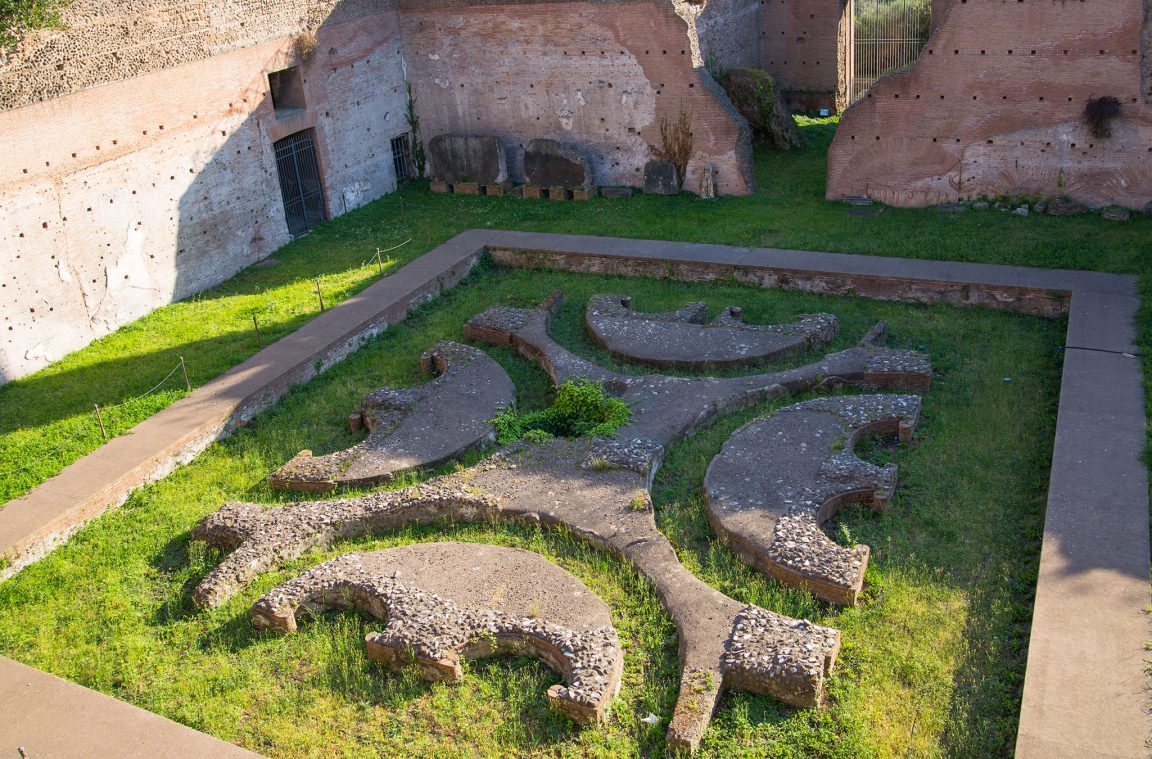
<box><xmin>478</xmin><ymin>230</ymin><xmax>1148</xmax><ymax>758</ymax></box>
<box><xmin>0</xmin><ymin>229</ymin><xmax>497</xmax><ymax>579</ymax></box>
<box><xmin>0</xmin><ymin>657</ymin><xmax>263</xmax><ymax>758</ymax></box>
<box><xmin>0</xmin><ymin>230</ymin><xmax>1145</xmax><ymax>757</ymax></box>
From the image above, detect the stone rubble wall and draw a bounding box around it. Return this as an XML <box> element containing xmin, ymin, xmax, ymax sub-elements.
<box><xmin>399</xmin><ymin>0</ymin><xmax>754</xmax><ymax>195</ymax></box>
<box><xmin>691</xmin><ymin>0</ymin><xmax>764</xmax><ymax>73</ymax></box>
<box><xmin>0</xmin><ymin>0</ymin><xmax>391</xmax><ymax>111</ymax></box>
<box><xmin>0</xmin><ymin>10</ymin><xmax>407</xmax><ymax>382</ymax></box>
<box><xmin>827</xmin><ymin>0</ymin><xmax>1152</xmax><ymax>209</ymax></box>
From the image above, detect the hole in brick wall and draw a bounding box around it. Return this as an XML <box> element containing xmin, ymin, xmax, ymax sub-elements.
<box><xmin>269</xmin><ymin>67</ymin><xmax>306</xmax><ymax>111</ymax></box>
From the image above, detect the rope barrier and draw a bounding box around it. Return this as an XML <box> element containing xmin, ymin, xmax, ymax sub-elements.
<box><xmin>0</xmin><ymin>359</ymin><xmax>190</xmax><ymax>477</ymax></box>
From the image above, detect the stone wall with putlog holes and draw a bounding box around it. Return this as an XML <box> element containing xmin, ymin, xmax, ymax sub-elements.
<box><xmin>398</xmin><ymin>0</ymin><xmax>754</xmax><ymax>196</ymax></box>
<box><xmin>827</xmin><ymin>0</ymin><xmax>1152</xmax><ymax>209</ymax></box>
<box><xmin>0</xmin><ymin>3</ymin><xmax>408</xmax><ymax>383</ymax></box>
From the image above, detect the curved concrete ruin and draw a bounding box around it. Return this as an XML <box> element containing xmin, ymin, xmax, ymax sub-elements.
<box><xmin>251</xmin><ymin>543</ymin><xmax>623</xmax><ymax>725</ymax></box>
<box><xmin>192</xmin><ymin>293</ymin><xmax>930</xmax><ymax>752</ymax></box>
<box><xmin>585</xmin><ymin>294</ymin><xmax>837</xmax><ymax>370</ymax></box>
<box><xmin>269</xmin><ymin>341</ymin><xmax>515</xmax><ymax>492</ymax></box>
<box><xmin>704</xmin><ymin>394</ymin><xmax>921</xmax><ymax>606</ymax></box>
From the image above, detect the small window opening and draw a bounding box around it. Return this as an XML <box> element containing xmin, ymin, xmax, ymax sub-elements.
<box><xmin>269</xmin><ymin>67</ymin><xmax>306</xmax><ymax>112</ymax></box>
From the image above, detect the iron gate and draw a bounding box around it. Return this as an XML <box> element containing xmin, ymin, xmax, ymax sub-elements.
<box><xmin>273</xmin><ymin>130</ymin><xmax>327</xmax><ymax>236</ymax></box>
<box><xmin>850</xmin><ymin>0</ymin><xmax>930</xmax><ymax>103</ymax></box>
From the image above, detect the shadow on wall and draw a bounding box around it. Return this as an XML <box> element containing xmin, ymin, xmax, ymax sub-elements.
<box><xmin>170</xmin><ymin>3</ymin><xmax>408</xmax><ymax>307</ymax></box>
<box><xmin>0</xmin><ymin>0</ymin><xmax>407</xmax><ymax>385</ymax></box>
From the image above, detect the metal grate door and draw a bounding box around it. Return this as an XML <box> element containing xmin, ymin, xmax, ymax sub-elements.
<box><xmin>850</xmin><ymin>0</ymin><xmax>930</xmax><ymax>103</ymax></box>
<box><xmin>273</xmin><ymin>130</ymin><xmax>327</xmax><ymax>236</ymax></box>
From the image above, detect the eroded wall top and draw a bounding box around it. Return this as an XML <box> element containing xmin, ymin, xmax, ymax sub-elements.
<box><xmin>0</xmin><ymin>0</ymin><xmax>393</xmax><ymax>110</ymax></box>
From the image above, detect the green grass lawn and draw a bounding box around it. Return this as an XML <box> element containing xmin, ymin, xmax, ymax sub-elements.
<box><xmin>0</xmin><ymin>263</ymin><xmax>1062</xmax><ymax>757</ymax></box>
<box><xmin>1</xmin><ymin>116</ymin><xmax>1147</xmax><ymax>505</ymax></box>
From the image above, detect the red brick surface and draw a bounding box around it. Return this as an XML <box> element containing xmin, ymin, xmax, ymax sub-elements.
<box><xmin>828</xmin><ymin>0</ymin><xmax>1152</xmax><ymax>209</ymax></box>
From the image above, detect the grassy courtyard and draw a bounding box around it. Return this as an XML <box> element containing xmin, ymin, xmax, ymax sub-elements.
<box><xmin>0</xmin><ymin>117</ymin><xmax>1146</xmax><ymax>504</ymax></box>
<box><xmin>0</xmin><ymin>261</ymin><xmax>1061</xmax><ymax>757</ymax></box>
<box><xmin>0</xmin><ymin>116</ymin><xmax>1138</xmax><ymax>756</ymax></box>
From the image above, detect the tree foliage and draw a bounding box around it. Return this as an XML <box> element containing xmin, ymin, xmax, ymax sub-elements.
<box><xmin>1</xmin><ymin>0</ymin><xmax>67</xmax><ymax>48</ymax></box>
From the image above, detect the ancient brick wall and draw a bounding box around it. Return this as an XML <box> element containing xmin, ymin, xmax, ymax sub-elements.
<box><xmin>828</xmin><ymin>0</ymin><xmax>1152</xmax><ymax>209</ymax></box>
<box><xmin>692</xmin><ymin>0</ymin><xmax>764</xmax><ymax>72</ymax></box>
<box><xmin>399</xmin><ymin>0</ymin><xmax>754</xmax><ymax>195</ymax></box>
<box><xmin>0</xmin><ymin>0</ymin><xmax>389</xmax><ymax>110</ymax></box>
<box><xmin>761</xmin><ymin>0</ymin><xmax>847</xmax><ymax>109</ymax></box>
<box><xmin>0</xmin><ymin>11</ymin><xmax>407</xmax><ymax>382</ymax></box>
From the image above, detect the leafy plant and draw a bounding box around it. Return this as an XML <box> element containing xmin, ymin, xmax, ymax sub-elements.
<box><xmin>492</xmin><ymin>379</ymin><xmax>631</xmax><ymax>444</ymax></box>
<box><xmin>1</xmin><ymin>0</ymin><xmax>68</xmax><ymax>48</ymax></box>
<box><xmin>293</xmin><ymin>29</ymin><xmax>317</xmax><ymax>63</ymax></box>
<box><xmin>649</xmin><ymin>107</ymin><xmax>694</xmax><ymax>190</ymax></box>
<box><xmin>704</xmin><ymin>53</ymin><xmax>726</xmax><ymax>82</ymax></box>
<box><xmin>405</xmin><ymin>81</ymin><xmax>426</xmax><ymax>179</ymax></box>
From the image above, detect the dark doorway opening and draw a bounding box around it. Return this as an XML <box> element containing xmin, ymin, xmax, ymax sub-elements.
<box><xmin>391</xmin><ymin>133</ymin><xmax>414</xmax><ymax>182</ymax></box>
<box><xmin>274</xmin><ymin>129</ymin><xmax>327</xmax><ymax>236</ymax></box>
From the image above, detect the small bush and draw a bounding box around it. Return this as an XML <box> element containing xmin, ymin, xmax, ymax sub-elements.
<box><xmin>493</xmin><ymin>379</ymin><xmax>631</xmax><ymax>444</ymax></box>
<box><xmin>649</xmin><ymin>108</ymin><xmax>694</xmax><ymax>189</ymax></box>
<box><xmin>293</xmin><ymin>29</ymin><xmax>318</xmax><ymax>63</ymax></box>
<box><xmin>1</xmin><ymin>0</ymin><xmax>68</xmax><ymax>48</ymax></box>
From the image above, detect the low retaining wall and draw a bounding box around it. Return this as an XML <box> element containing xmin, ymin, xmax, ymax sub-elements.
<box><xmin>0</xmin><ymin>230</ymin><xmax>492</xmax><ymax>579</ymax></box>
<box><xmin>1</xmin><ymin>229</ymin><xmax>1145</xmax><ymax>759</ymax></box>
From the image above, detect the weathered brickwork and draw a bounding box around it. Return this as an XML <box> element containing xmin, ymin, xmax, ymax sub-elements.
<box><xmin>828</xmin><ymin>0</ymin><xmax>1152</xmax><ymax>209</ymax></box>
<box><xmin>400</xmin><ymin>0</ymin><xmax>754</xmax><ymax>195</ymax></box>
<box><xmin>0</xmin><ymin>0</ymin><xmax>390</xmax><ymax>111</ymax></box>
<box><xmin>692</xmin><ymin>0</ymin><xmax>763</xmax><ymax>72</ymax></box>
<box><xmin>0</xmin><ymin>13</ymin><xmax>407</xmax><ymax>382</ymax></box>
<box><xmin>761</xmin><ymin>0</ymin><xmax>847</xmax><ymax>109</ymax></box>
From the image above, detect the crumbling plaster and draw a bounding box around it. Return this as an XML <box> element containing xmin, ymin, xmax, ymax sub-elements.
<box><xmin>0</xmin><ymin>10</ymin><xmax>408</xmax><ymax>382</ymax></box>
<box><xmin>399</xmin><ymin>0</ymin><xmax>754</xmax><ymax>195</ymax></box>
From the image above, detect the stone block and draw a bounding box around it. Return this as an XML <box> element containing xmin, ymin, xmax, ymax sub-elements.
<box><xmin>430</xmin><ymin>180</ymin><xmax>452</xmax><ymax>194</ymax></box>
<box><xmin>522</xmin><ymin>185</ymin><xmax>545</xmax><ymax>200</ymax></box>
<box><xmin>482</xmin><ymin>182</ymin><xmax>512</xmax><ymax>197</ymax></box>
<box><xmin>454</xmin><ymin>181</ymin><xmax>481</xmax><ymax>195</ymax></box>
<box><xmin>644</xmin><ymin>160</ymin><xmax>679</xmax><ymax>195</ymax></box>
<box><xmin>600</xmin><ymin>187</ymin><xmax>634</xmax><ymax>199</ymax></box>
<box><xmin>1102</xmin><ymin>206</ymin><xmax>1131</xmax><ymax>222</ymax></box>
<box><xmin>1048</xmin><ymin>198</ymin><xmax>1089</xmax><ymax>216</ymax></box>
<box><xmin>524</xmin><ymin>138</ymin><xmax>592</xmax><ymax>189</ymax></box>
<box><xmin>426</xmin><ymin>134</ymin><xmax>508</xmax><ymax>185</ymax></box>
<box><xmin>549</xmin><ymin>187</ymin><xmax>571</xmax><ymax>201</ymax></box>
<box><xmin>572</xmin><ymin>188</ymin><xmax>595</xmax><ymax>201</ymax></box>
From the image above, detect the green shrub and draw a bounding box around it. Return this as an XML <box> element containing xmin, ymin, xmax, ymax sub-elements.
<box><xmin>493</xmin><ymin>379</ymin><xmax>631</xmax><ymax>444</ymax></box>
<box><xmin>1</xmin><ymin>0</ymin><xmax>68</xmax><ymax>48</ymax></box>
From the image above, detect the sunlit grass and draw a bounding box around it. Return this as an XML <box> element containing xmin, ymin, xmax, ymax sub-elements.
<box><xmin>2</xmin><ymin>118</ymin><xmax>1146</xmax><ymax>504</ymax></box>
<box><xmin>0</xmin><ymin>264</ymin><xmax>1061</xmax><ymax>757</ymax></box>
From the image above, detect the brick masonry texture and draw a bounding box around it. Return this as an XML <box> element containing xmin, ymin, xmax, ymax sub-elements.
<box><xmin>2</xmin><ymin>0</ymin><xmax>1150</xmax><ymax>383</ymax></box>
<box><xmin>828</xmin><ymin>0</ymin><xmax>1152</xmax><ymax>209</ymax></box>
<box><xmin>0</xmin><ymin>8</ymin><xmax>408</xmax><ymax>382</ymax></box>
<box><xmin>400</xmin><ymin>0</ymin><xmax>754</xmax><ymax>195</ymax></box>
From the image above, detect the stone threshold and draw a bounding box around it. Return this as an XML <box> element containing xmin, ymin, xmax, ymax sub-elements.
<box><xmin>0</xmin><ymin>230</ymin><xmax>1145</xmax><ymax>759</ymax></box>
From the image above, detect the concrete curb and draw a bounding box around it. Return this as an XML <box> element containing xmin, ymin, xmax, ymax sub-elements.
<box><xmin>1</xmin><ymin>230</ymin><xmax>1145</xmax><ymax>758</ymax></box>
<box><xmin>0</xmin><ymin>229</ymin><xmax>496</xmax><ymax>578</ymax></box>
<box><xmin>481</xmin><ymin>230</ymin><xmax>1149</xmax><ymax>759</ymax></box>
<box><xmin>0</xmin><ymin>657</ymin><xmax>262</xmax><ymax>758</ymax></box>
